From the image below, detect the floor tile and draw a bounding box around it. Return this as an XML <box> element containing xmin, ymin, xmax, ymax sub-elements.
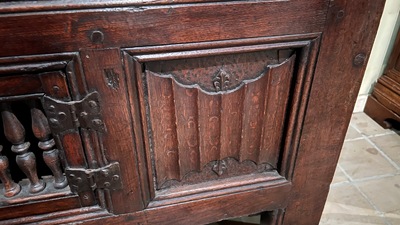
<box><xmin>385</xmin><ymin>209</ymin><xmax>400</xmax><ymax>225</ymax></box>
<box><xmin>331</xmin><ymin>166</ymin><xmax>348</xmax><ymax>184</ymax></box>
<box><xmin>345</xmin><ymin>125</ymin><xmax>363</xmax><ymax>140</ymax></box>
<box><xmin>356</xmin><ymin>175</ymin><xmax>400</xmax><ymax>213</ymax></box>
<box><xmin>320</xmin><ymin>113</ymin><xmax>399</xmax><ymax>225</ymax></box>
<box><xmin>370</xmin><ymin>134</ymin><xmax>400</xmax><ymax>167</ymax></box>
<box><xmin>340</xmin><ymin>139</ymin><xmax>397</xmax><ymax>179</ymax></box>
<box><xmin>350</xmin><ymin>113</ymin><xmax>392</xmax><ymax>136</ymax></box>
<box><xmin>319</xmin><ymin>184</ymin><xmax>385</xmax><ymax>225</ymax></box>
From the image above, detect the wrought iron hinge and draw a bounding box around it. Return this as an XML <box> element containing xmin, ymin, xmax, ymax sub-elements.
<box><xmin>42</xmin><ymin>92</ymin><xmax>105</xmax><ymax>134</ymax></box>
<box><xmin>65</xmin><ymin>162</ymin><xmax>123</xmax><ymax>193</ymax></box>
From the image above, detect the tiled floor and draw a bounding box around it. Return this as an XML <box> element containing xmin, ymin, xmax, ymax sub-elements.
<box><xmin>319</xmin><ymin>113</ymin><xmax>400</xmax><ymax>225</ymax></box>
<box><xmin>211</xmin><ymin>112</ymin><xmax>399</xmax><ymax>225</ymax></box>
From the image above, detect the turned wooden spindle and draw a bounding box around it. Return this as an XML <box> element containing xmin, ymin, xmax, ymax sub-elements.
<box><xmin>0</xmin><ymin>103</ymin><xmax>45</xmax><ymax>193</ymax></box>
<box><xmin>30</xmin><ymin>101</ymin><xmax>67</xmax><ymax>189</ymax></box>
<box><xmin>0</xmin><ymin>145</ymin><xmax>21</xmax><ymax>197</ymax></box>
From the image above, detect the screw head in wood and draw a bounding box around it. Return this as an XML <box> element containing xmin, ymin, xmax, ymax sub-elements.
<box><xmin>112</xmin><ymin>175</ymin><xmax>120</xmax><ymax>181</ymax></box>
<box><xmin>48</xmin><ymin>105</ymin><xmax>56</xmax><ymax>112</ymax></box>
<box><xmin>101</xmin><ymin>169</ymin><xmax>109</xmax><ymax>177</ymax></box>
<box><xmin>88</xmin><ymin>100</ymin><xmax>98</xmax><ymax>108</ymax></box>
<box><xmin>52</xmin><ymin>85</ymin><xmax>60</xmax><ymax>92</ymax></box>
<box><xmin>92</xmin><ymin>119</ymin><xmax>103</xmax><ymax>126</ymax></box>
<box><xmin>353</xmin><ymin>53</ymin><xmax>367</xmax><ymax>67</ymax></box>
<box><xmin>337</xmin><ymin>10</ymin><xmax>345</xmax><ymax>19</ymax></box>
<box><xmin>58</xmin><ymin>112</ymin><xmax>67</xmax><ymax>121</ymax></box>
<box><xmin>90</xmin><ymin>30</ymin><xmax>104</xmax><ymax>44</ymax></box>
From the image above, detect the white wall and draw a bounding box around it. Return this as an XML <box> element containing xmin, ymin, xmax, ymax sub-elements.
<box><xmin>354</xmin><ymin>0</ymin><xmax>400</xmax><ymax>112</ymax></box>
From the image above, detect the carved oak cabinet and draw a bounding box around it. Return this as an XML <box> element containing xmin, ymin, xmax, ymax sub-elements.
<box><xmin>0</xmin><ymin>0</ymin><xmax>384</xmax><ymax>224</ymax></box>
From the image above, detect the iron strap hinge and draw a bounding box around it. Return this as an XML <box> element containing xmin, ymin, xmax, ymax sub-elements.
<box><xmin>42</xmin><ymin>91</ymin><xmax>105</xmax><ymax>134</ymax></box>
<box><xmin>65</xmin><ymin>162</ymin><xmax>123</xmax><ymax>193</ymax></box>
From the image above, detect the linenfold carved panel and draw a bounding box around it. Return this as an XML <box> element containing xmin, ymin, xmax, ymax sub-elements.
<box><xmin>159</xmin><ymin>158</ymin><xmax>274</xmax><ymax>189</ymax></box>
<box><xmin>146</xmin><ymin>50</ymin><xmax>280</xmax><ymax>93</ymax></box>
<box><xmin>143</xmin><ymin>50</ymin><xmax>296</xmax><ymax>189</ymax></box>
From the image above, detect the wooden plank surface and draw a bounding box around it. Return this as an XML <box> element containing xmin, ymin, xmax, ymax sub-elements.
<box><xmin>80</xmin><ymin>48</ymin><xmax>143</xmax><ymax>213</ymax></box>
<box><xmin>282</xmin><ymin>0</ymin><xmax>385</xmax><ymax>224</ymax></box>
<box><xmin>0</xmin><ymin>1</ymin><xmax>328</xmax><ymax>57</ymax></box>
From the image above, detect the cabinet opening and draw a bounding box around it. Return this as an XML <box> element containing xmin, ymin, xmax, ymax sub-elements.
<box><xmin>0</xmin><ymin>98</ymin><xmax>70</xmax><ymax>206</ymax></box>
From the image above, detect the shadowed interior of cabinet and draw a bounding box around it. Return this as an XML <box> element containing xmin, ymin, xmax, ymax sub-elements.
<box><xmin>0</xmin><ymin>101</ymin><xmax>52</xmax><ymax>182</ymax></box>
<box><xmin>0</xmin><ymin>99</ymin><xmax>70</xmax><ymax>206</ymax></box>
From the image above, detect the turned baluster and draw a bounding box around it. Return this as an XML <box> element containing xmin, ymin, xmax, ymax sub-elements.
<box><xmin>0</xmin><ymin>103</ymin><xmax>45</xmax><ymax>193</ymax></box>
<box><xmin>0</xmin><ymin>145</ymin><xmax>21</xmax><ymax>197</ymax></box>
<box><xmin>30</xmin><ymin>101</ymin><xmax>67</xmax><ymax>189</ymax></box>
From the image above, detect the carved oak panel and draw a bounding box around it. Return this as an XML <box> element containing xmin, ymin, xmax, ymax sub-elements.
<box><xmin>124</xmin><ymin>38</ymin><xmax>320</xmax><ymax>199</ymax></box>
<box><xmin>144</xmin><ymin>52</ymin><xmax>295</xmax><ymax>188</ymax></box>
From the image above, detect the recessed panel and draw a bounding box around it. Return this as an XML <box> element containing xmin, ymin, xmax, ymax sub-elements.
<box><xmin>140</xmin><ymin>50</ymin><xmax>296</xmax><ymax>189</ymax></box>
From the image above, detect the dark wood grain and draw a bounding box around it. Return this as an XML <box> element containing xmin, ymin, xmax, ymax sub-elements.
<box><xmin>139</xmin><ymin>49</ymin><xmax>297</xmax><ymax>189</ymax></box>
<box><xmin>0</xmin><ymin>1</ymin><xmax>327</xmax><ymax>57</ymax></box>
<box><xmin>1</xmin><ymin>206</ymin><xmax>109</xmax><ymax>225</ymax></box>
<box><xmin>220</xmin><ymin>89</ymin><xmax>244</xmax><ymax>160</ymax></box>
<box><xmin>80</xmin><ymin>48</ymin><xmax>143</xmax><ymax>213</ymax></box>
<box><xmin>124</xmin><ymin>56</ymin><xmax>154</xmax><ymax>205</ymax></box>
<box><xmin>147</xmin><ymin>71</ymin><xmax>181</xmax><ymax>185</ymax></box>
<box><xmin>0</xmin><ymin>75</ymin><xmax>42</xmax><ymax>97</ymax></box>
<box><xmin>365</xmin><ymin>29</ymin><xmax>400</xmax><ymax>128</ymax></box>
<box><xmin>39</xmin><ymin>71</ymin><xmax>70</xmax><ymax>101</ymax></box>
<box><xmin>173</xmin><ymin>82</ymin><xmax>201</xmax><ymax>176</ymax></box>
<box><xmin>279</xmin><ymin>38</ymin><xmax>320</xmax><ymax>180</ymax></box>
<box><xmin>0</xmin><ymin>145</ymin><xmax>21</xmax><ymax>198</ymax></box>
<box><xmin>365</xmin><ymin>96</ymin><xmax>400</xmax><ymax>129</ymax></box>
<box><xmin>0</xmin><ymin>0</ymin><xmax>383</xmax><ymax>223</ymax></box>
<box><xmin>282</xmin><ymin>0</ymin><xmax>385</xmax><ymax>224</ymax></box>
<box><xmin>373</xmin><ymin>81</ymin><xmax>400</xmax><ymax>114</ymax></box>
<box><xmin>80</xmin><ymin>179</ymin><xmax>291</xmax><ymax>225</ymax></box>
<box><xmin>0</xmin><ymin>196</ymin><xmax>80</xmax><ymax>222</ymax></box>
<box><xmin>240</xmin><ymin>71</ymin><xmax>269</xmax><ymax>163</ymax></box>
<box><xmin>0</xmin><ymin>0</ymin><xmax>310</xmax><ymax>13</ymax></box>
<box><xmin>386</xmin><ymin>29</ymin><xmax>400</xmax><ymax>73</ymax></box>
<box><xmin>260</xmin><ymin>56</ymin><xmax>295</xmax><ymax>166</ymax></box>
<box><xmin>30</xmin><ymin>101</ymin><xmax>68</xmax><ymax>189</ymax></box>
<box><xmin>198</xmin><ymin>92</ymin><xmax>221</xmax><ymax>166</ymax></box>
<box><xmin>154</xmin><ymin>165</ymin><xmax>280</xmax><ymax>203</ymax></box>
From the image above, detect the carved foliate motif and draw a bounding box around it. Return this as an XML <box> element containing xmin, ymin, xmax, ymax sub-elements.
<box><xmin>159</xmin><ymin>157</ymin><xmax>275</xmax><ymax>189</ymax></box>
<box><xmin>212</xmin><ymin>160</ymin><xmax>227</xmax><ymax>175</ymax></box>
<box><xmin>146</xmin><ymin>50</ymin><xmax>280</xmax><ymax>92</ymax></box>
<box><xmin>144</xmin><ymin>51</ymin><xmax>296</xmax><ymax>189</ymax></box>
<box><xmin>212</xmin><ymin>69</ymin><xmax>231</xmax><ymax>92</ymax></box>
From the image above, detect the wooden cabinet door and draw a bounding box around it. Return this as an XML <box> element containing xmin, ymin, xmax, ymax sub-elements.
<box><xmin>0</xmin><ymin>54</ymin><xmax>100</xmax><ymax>222</ymax></box>
<box><xmin>0</xmin><ymin>49</ymin><xmax>142</xmax><ymax>223</ymax></box>
<box><xmin>0</xmin><ymin>0</ymin><xmax>385</xmax><ymax>224</ymax></box>
<box><xmin>122</xmin><ymin>33</ymin><xmax>320</xmax><ymax>214</ymax></box>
